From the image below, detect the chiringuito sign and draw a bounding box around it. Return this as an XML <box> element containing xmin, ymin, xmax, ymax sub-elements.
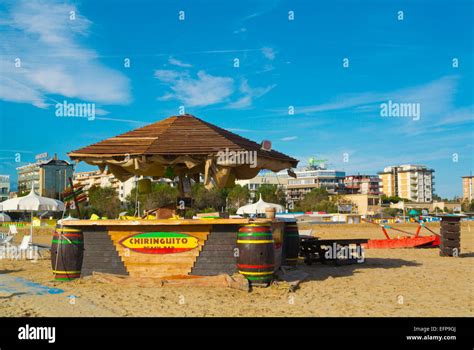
<box><xmin>120</xmin><ymin>232</ymin><xmax>199</xmax><ymax>254</ymax></box>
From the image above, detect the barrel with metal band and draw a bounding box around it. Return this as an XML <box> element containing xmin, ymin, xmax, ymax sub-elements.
<box><xmin>51</xmin><ymin>225</ymin><xmax>84</xmax><ymax>281</ymax></box>
<box><xmin>283</xmin><ymin>220</ymin><xmax>300</xmax><ymax>266</ymax></box>
<box><xmin>237</xmin><ymin>224</ymin><xmax>275</xmax><ymax>286</ymax></box>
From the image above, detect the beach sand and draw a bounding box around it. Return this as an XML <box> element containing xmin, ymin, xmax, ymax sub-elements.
<box><xmin>0</xmin><ymin>222</ymin><xmax>472</xmax><ymax>317</ymax></box>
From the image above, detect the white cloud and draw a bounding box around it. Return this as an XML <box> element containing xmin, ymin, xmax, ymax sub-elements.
<box><xmin>226</xmin><ymin>79</ymin><xmax>275</xmax><ymax>109</ymax></box>
<box><xmin>0</xmin><ymin>0</ymin><xmax>131</xmax><ymax>109</ymax></box>
<box><xmin>168</xmin><ymin>57</ymin><xmax>192</xmax><ymax>68</ymax></box>
<box><xmin>233</xmin><ymin>27</ymin><xmax>247</xmax><ymax>34</ymax></box>
<box><xmin>154</xmin><ymin>70</ymin><xmax>234</xmax><ymax>107</ymax></box>
<box><xmin>261</xmin><ymin>47</ymin><xmax>276</xmax><ymax>60</ymax></box>
<box><xmin>293</xmin><ymin>76</ymin><xmax>458</xmax><ymax>116</ymax></box>
<box><xmin>280</xmin><ymin>136</ymin><xmax>298</xmax><ymax>141</ymax></box>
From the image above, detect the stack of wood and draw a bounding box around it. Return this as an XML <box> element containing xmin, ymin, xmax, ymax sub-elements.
<box><xmin>440</xmin><ymin>218</ymin><xmax>461</xmax><ymax>257</ymax></box>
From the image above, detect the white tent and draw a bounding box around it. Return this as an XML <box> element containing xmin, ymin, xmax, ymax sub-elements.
<box><xmin>236</xmin><ymin>194</ymin><xmax>283</xmax><ymax>215</ymax></box>
<box><xmin>0</xmin><ymin>188</ymin><xmax>65</xmax><ymax>244</ymax></box>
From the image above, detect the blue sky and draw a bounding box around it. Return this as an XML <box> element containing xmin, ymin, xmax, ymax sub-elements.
<box><xmin>0</xmin><ymin>0</ymin><xmax>473</xmax><ymax>198</ymax></box>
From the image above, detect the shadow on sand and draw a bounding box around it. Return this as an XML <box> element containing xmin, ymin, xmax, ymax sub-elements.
<box><xmin>0</xmin><ymin>269</ymin><xmax>23</xmax><ymax>274</ymax></box>
<box><xmin>297</xmin><ymin>257</ymin><xmax>421</xmax><ymax>282</ymax></box>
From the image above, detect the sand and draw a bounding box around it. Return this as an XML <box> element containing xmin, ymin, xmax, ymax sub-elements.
<box><xmin>0</xmin><ymin>222</ymin><xmax>472</xmax><ymax>317</ymax></box>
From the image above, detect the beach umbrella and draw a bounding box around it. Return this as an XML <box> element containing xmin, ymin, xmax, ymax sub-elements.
<box><xmin>68</xmin><ymin>114</ymin><xmax>298</xmax><ymax>192</ymax></box>
<box><xmin>0</xmin><ymin>187</ymin><xmax>65</xmax><ymax>243</ymax></box>
<box><xmin>0</xmin><ymin>212</ymin><xmax>11</xmax><ymax>222</ymax></box>
<box><xmin>408</xmin><ymin>209</ymin><xmax>420</xmax><ymax>216</ymax></box>
<box><xmin>236</xmin><ymin>194</ymin><xmax>283</xmax><ymax>215</ymax></box>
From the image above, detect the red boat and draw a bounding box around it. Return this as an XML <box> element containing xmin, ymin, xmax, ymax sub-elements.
<box><xmin>362</xmin><ymin>219</ymin><xmax>440</xmax><ymax>249</ymax></box>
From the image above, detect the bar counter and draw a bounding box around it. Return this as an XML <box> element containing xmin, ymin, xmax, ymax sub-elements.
<box><xmin>55</xmin><ymin>218</ymin><xmax>286</xmax><ymax>279</ymax></box>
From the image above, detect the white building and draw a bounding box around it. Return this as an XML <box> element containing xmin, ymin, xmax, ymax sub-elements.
<box><xmin>378</xmin><ymin>165</ymin><xmax>434</xmax><ymax>202</ymax></box>
<box><xmin>236</xmin><ymin>171</ymin><xmax>288</xmax><ymax>199</ymax></box>
<box><xmin>0</xmin><ymin>175</ymin><xmax>10</xmax><ymax>202</ymax></box>
<box><xmin>286</xmin><ymin>167</ymin><xmax>346</xmax><ymax>202</ymax></box>
<box><xmin>74</xmin><ymin>171</ymin><xmax>137</xmax><ymax>202</ymax></box>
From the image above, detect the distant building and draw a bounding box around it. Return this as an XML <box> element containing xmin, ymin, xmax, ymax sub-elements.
<box><xmin>16</xmin><ymin>155</ymin><xmax>74</xmax><ymax>199</ymax></box>
<box><xmin>0</xmin><ymin>175</ymin><xmax>10</xmax><ymax>202</ymax></box>
<box><xmin>339</xmin><ymin>194</ymin><xmax>382</xmax><ymax>216</ymax></box>
<box><xmin>462</xmin><ymin>176</ymin><xmax>474</xmax><ymax>202</ymax></box>
<box><xmin>286</xmin><ymin>166</ymin><xmax>346</xmax><ymax>202</ymax></box>
<box><xmin>74</xmin><ymin>170</ymin><xmax>137</xmax><ymax>202</ymax></box>
<box><xmin>73</xmin><ymin>171</ymin><xmax>174</xmax><ymax>202</ymax></box>
<box><xmin>378</xmin><ymin>165</ymin><xmax>434</xmax><ymax>203</ymax></box>
<box><xmin>235</xmin><ymin>171</ymin><xmax>288</xmax><ymax>200</ymax></box>
<box><xmin>344</xmin><ymin>175</ymin><xmax>380</xmax><ymax>195</ymax></box>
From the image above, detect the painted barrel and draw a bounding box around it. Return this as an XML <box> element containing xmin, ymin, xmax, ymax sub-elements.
<box><xmin>237</xmin><ymin>224</ymin><xmax>275</xmax><ymax>286</ymax></box>
<box><xmin>51</xmin><ymin>226</ymin><xmax>84</xmax><ymax>281</ymax></box>
<box><xmin>283</xmin><ymin>221</ymin><xmax>300</xmax><ymax>266</ymax></box>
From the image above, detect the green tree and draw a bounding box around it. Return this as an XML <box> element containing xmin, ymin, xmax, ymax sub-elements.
<box><xmin>125</xmin><ymin>182</ymin><xmax>178</xmax><ymax>215</ymax></box>
<box><xmin>255</xmin><ymin>184</ymin><xmax>286</xmax><ymax>206</ymax></box>
<box><xmin>296</xmin><ymin>188</ymin><xmax>337</xmax><ymax>212</ymax></box>
<box><xmin>192</xmin><ymin>183</ymin><xmax>225</xmax><ymax>211</ymax></box>
<box><xmin>461</xmin><ymin>199</ymin><xmax>474</xmax><ymax>212</ymax></box>
<box><xmin>227</xmin><ymin>184</ymin><xmax>250</xmax><ymax>209</ymax></box>
<box><xmin>382</xmin><ymin>207</ymin><xmax>401</xmax><ymax>218</ymax></box>
<box><xmin>88</xmin><ymin>186</ymin><xmax>121</xmax><ymax>218</ymax></box>
<box><xmin>381</xmin><ymin>194</ymin><xmax>408</xmax><ymax>204</ymax></box>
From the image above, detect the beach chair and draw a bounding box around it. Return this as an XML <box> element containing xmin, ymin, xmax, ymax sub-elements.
<box><xmin>0</xmin><ymin>234</ymin><xmax>14</xmax><ymax>245</ymax></box>
<box><xmin>8</xmin><ymin>225</ymin><xmax>18</xmax><ymax>235</ymax></box>
<box><xmin>10</xmin><ymin>235</ymin><xmax>34</xmax><ymax>260</ymax></box>
<box><xmin>17</xmin><ymin>235</ymin><xmax>32</xmax><ymax>251</ymax></box>
<box><xmin>0</xmin><ymin>225</ymin><xmax>18</xmax><ymax>243</ymax></box>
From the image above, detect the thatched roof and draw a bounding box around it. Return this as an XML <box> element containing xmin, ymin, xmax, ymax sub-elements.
<box><xmin>68</xmin><ymin>114</ymin><xmax>298</xmax><ymax>189</ymax></box>
<box><xmin>69</xmin><ymin>114</ymin><xmax>297</xmax><ymax>165</ymax></box>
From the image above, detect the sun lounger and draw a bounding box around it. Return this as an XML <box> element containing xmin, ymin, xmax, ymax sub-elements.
<box><xmin>0</xmin><ymin>234</ymin><xmax>14</xmax><ymax>245</ymax></box>
<box><xmin>8</xmin><ymin>225</ymin><xmax>18</xmax><ymax>235</ymax></box>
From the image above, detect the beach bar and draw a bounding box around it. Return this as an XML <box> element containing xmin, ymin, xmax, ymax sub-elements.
<box><xmin>53</xmin><ymin>219</ymin><xmax>286</xmax><ymax>283</ymax></box>
<box><xmin>52</xmin><ymin>114</ymin><xmax>299</xmax><ymax>285</ymax></box>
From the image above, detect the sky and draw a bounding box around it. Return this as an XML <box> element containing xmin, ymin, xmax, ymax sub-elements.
<box><xmin>0</xmin><ymin>0</ymin><xmax>473</xmax><ymax>198</ymax></box>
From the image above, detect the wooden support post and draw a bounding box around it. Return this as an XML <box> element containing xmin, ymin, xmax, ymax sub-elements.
<box><xmin>68</xmin><ymin>177</ymin><xmax>82</xmax><ymax>219</ymax></box>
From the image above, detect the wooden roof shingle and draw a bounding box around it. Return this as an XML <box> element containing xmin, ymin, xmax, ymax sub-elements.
<box><xmin>69</xmin><ymin>114</ymin><xmax>298</xmax><ymax>166</ymax></box>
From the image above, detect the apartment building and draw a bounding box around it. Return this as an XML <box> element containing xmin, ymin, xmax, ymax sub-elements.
<box><xmin>0</xmin><ymin>175</ymin><xmax>10</xmax><ymax>202</ymax></box>
<box><xmin>17</xmin><ymin>156</ymin><xmax>74</xmax><ymax>199</ymax></box>
<box><xmin>462</xmin><ymin>175</ymin><xmax>474</xmax><ymax>202</ymax></box>
<box><xmin>344</xmin><ymin>175</ymin><xmax>381</xmax><ymax>195</ymax></box>
<box><xmin>286</xmin><ymin>167</ymin><xmax>346</xmax><ymax>202</ymax></box>
<box><xmin>74</xmin><ymin>170</ymin><xmax>137</xmax><ymax>202</ymax></box>
<box><xmin>378</xmin><ymin>165</ymin><xmax>434</xmax><ymax>202</ymax></box>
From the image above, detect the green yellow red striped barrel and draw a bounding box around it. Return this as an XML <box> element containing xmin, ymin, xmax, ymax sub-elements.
<box><xmin>237</xmin><ymin>224</ymin><xmax>275</xmax><ymax>286</ymax></box>
<box><xmin>283</xmin><ymin>221</ymin><xmax>300</xmax><ymax>266</ymax></box>
<box><xmin>51</xmin><ymin>226</ymin><xmax>84</xmax><ymax>281</ymax></box>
